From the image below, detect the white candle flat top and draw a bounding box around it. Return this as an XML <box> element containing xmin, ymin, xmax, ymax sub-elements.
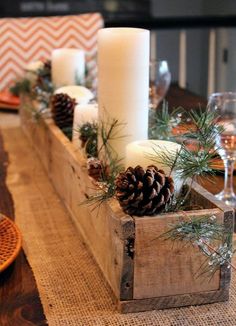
<box><xmin>99</xmin><ymin>27</ymin><xmax>149</xmax><ymax>35</ymax></box>
<box><xmin>55</xmin><ymin>86</ymin><xmax>93</xmax><ymax>104</ymax></box>
<box><xmin>125</xmin><ymin>139</ymin><xmax>181</xmax><ymax>171</ymax></box>
<box><xmin>25</xmin><ymin>60</ymin><xmax>44</xmax><ymax>72</ymax></box>
<box><xmin>128</xmin><ymin>139</ymin><xmax>181</xmax><ymax>151</ymax></box>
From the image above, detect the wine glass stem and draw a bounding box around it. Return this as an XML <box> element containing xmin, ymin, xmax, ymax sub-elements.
<box><xmin>223</xmin><ymin>159</ymin><xmax>235</xmax><ymax>195</ymax></box>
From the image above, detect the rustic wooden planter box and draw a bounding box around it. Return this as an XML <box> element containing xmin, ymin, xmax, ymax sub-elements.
<box><xmin>20</xmin><ymin>102</ymin><xmax>234</xmax><ymax>313</ymax></box>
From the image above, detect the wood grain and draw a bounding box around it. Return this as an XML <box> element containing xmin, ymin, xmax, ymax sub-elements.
<box><xmin>119</xmin><ymin>288</ymin><xmax>229</xmax><ymax>313</ymax></box>
<box><xmin>133</xmin><ymin>208</ymin><xmax>222</xmax><ymax>300</ymax></box>
<box><xmin>20</xmin><ymin>104</ymin><xmax>135</xmax><ymax>301</ymax></box>
<box><xmin>0</xmin><ymin>130</ymin><xmax>47</xmax><ymax>326</ymax></box>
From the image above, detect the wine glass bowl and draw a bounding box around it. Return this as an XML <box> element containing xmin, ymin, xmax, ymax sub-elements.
<box><xmin>149</xmin><ymin>60</ymin><xmax>171</xmax><ymax>110</ymax></box>
<box><xmin>208</xmin><ymin>92</ymin><xmax>236</xmax><ymax>207</ymax></box>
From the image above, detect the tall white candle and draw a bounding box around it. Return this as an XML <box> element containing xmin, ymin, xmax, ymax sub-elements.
<box><xmin>52</xmin><ymin>48</ymin><xmax>85</xmax><ymax>89</ymax></box>
<box><xmin>72</xmin><ymin>103</ymin><xmax>98</xmax><ymax>148</ymax></box>
<box><xmin>55</xmin><ymin>86</ymin><xmax>93</xmax><ymax>105</ymax></box>
<box><xmin>125</xmin><ymin>139</ymin><xmax>181</xmax><ymax>174</ymax></box>
<box><xmin>98</xmin><ymin>28</ymin><xmax>150</xmax><ymax>162</ymax></box>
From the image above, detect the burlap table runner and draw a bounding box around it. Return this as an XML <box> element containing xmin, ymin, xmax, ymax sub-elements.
<box><xmin>3</xmin><ymin>127</ymin><xmax>236</xmax><ymax>325</ymax></box>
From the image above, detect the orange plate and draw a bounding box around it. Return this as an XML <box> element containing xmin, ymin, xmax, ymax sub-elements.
<box><xmin>0</xmin><ymin>91</ymin><xmax>20</xmax><ymax>106</ymax></box>
<box><xmin>0</xmin><ymin>214</ymin><xmax>22</xmax><ymax>272</ymax></box>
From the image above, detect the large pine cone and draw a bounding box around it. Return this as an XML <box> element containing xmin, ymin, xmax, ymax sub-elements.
<box><xmin>115</xmin><ymin>165</ymin><xmax>174</xmax><ymax>216</ymax></box>
<box><xmin>51</xmin><ymin>93</ymin><xmax>76</xmax><ymax>130</ymax></box>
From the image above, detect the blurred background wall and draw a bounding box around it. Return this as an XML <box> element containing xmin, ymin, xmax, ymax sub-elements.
<box><xmin>0</xmin><ymin>0</ymin><xmax>236</xmax><ymax>98</ymax></box>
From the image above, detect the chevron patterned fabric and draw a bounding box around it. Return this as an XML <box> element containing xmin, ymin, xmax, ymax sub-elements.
<box><xmin>0</xmin><ymin>13</ymin><xmax>103</xmax><ymax>91</ymax></box>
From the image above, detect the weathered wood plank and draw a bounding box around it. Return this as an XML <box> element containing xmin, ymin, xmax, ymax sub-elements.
<box><xmin>119</xmin><ymin>289</ymin><xmax>229</xmax><ymax>313</ymax></box>
<box><xmin>20</xmin><ymin>104</ymin><xmax>134</xmax><ymax>301</ymax></box>
<box><xmin>133</xmin><ymin>208</ymin><xmax>222</xmax><ymax>300</ymax></box>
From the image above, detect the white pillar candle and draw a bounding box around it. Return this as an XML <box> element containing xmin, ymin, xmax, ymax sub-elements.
<box><xmin>52</xmin><ymin>48</ymin><xmax>85</xmax><ymax>89</ymax></box>
<box><xmin>125</xmin><ymin>139</ymin><xmax>181</xmax><ymax>174</ymax></box>
<box><xmin>98</xmin><ymin>28</ymin><xmax>150</xmax><ymax>162</ymax></box>
<box><xmin>54</xmin><ymin>86</ymin><xmax>93</xmax><ymax>105</ymax></box>
<box><xmin>72</xmin><ymin>103</ymin><xmax>98</xmax><ymax>148</ymax></box>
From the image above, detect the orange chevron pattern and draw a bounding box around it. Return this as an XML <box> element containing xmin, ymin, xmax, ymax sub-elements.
<box><xmin>0</xmin><ymin>13</ymin><xmax>103</xmax><ymax>91</ymax></box>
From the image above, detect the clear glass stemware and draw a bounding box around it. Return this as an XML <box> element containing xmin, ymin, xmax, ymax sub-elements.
<box><xmin>208</xmin><ymin>92</ymin><xmax>236</xmax><ymax>207</ymax></box>
<box><xmin>149</xmin><ymin>60</ymin><xmax>171</xmax><ymax>110</ymax></box>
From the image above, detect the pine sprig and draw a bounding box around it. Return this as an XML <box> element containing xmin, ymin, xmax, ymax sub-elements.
<box><xmin>9</xmin><ymin>78</ymin><xmax>31</xmax><ymax>96</ymax></box>
<box><xmin>154</xmin><ymin>143</ymin><xmax>219</xmax><ymax>182</ymax></box>
<box><xmin>78</xmin><ymin>122</ymin><xmax>98</xmax><ymax>157</ymax></box>
<box><xmin>157</xmin><ymin>214</ymin><xmax>235</xmax><ymax>277</ymax></box>
<box><xmin>10</xmin><ymin>60</ymin><xmax>53</xmax><ymax>123</ymax></box>
<box><xmin>148</xmin><ymin>108</ymin><xmax>224</xmax><ymax>211</ymax></box>
<box><xmin>32</xmin><ymin>60</ymin><xmax>53</xmax><ymax>108</ymax></box>
<box><xmin>182</xmin><ymin>109</ymin><xmax>224</xmax><ymax>149</ymax></box>
<box><xmin>83</xmin><ymin>117</ymin><xmax>125</xmax><ymax>208</ymax></box>
<box><xmin>98</xmin><ymin>116</ymin><xmax>127</xmax><ymax>163</ymax></box>
<box><xmin>149</xmin><ymin>101</ymin><xmax>182</xmax><ymax>140</ymax></box>
<box><xmin>82</xmin><ymin>181</ymin><xmax>116</xmax><ymax>210</ymax></box>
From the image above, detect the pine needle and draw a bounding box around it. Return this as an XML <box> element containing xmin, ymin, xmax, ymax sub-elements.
<box><xmin>156</xmin><ymin>214</ymin><xmax>235</xmax><ymax>277</ymax></box>
<box><xmin>82</xmin><ymin>116</ymin><xmax>125</xmax><ymax>207</ymax></box>
<box><xmin>149</xmin><ymin>101</ymin><xmax>183</xmax><ymax>140</ymax></box>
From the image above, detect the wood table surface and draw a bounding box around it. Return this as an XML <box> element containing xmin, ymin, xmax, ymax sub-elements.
<box><xmin>0</xmin><ymin>86</ymin><xmax>229</xmax><ymax>325</ymax></box>
<box><xmin>0</xmin><ymin>131</ymin><xmax>47</xmax><ymax>326</ymax></box>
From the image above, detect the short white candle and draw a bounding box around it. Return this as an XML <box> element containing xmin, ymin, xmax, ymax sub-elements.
<box><xmin>26</xmin><ymin>60</ymin><xmax>44</xmax><ymax>72</ymax></box>
<box><xmin>52</xmin><ymin>48</ymin><xmax>85</xmax><ymax>89</ymax></box>
<box><xmin>125</xmin><ymin>140</ymin><xmax>181</xmax><ymax>174</ymax></box>
<box><xmin>54</xmin><ymin>86</ymin><xmax>93</xmax><ymax>105</ymax></box>
<box><xmin>25</xmin><ymin>60</ymin><xmax>44</xmax><ymax>84</ymax></box>
<box><xmin>97</xmin><ymin>28</ymin><xmax>150</xmax><ymax>162</ymax></box>
<box><xmin>72</xmin><ymin>103</ymin><xmax>98</xmax><ymax>148</ymax></box>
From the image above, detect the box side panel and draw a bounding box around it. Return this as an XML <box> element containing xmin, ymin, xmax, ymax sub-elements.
<box><xmin>47</xmin><ymin>127</ymin><xmax>135</xmax><ymax>300</ymax></box>
<box><xmin>20</xmin><ymin>105</ymin><xmax>134</xmax><ymax>300</ymax></box>
<box><xmin>133</xmin><ymin>209</ymin><xmax>223</xmax><ymax>299</ymax></box>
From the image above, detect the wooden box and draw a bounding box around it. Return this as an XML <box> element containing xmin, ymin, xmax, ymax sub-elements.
<box><xmin>20</xmin><ymin>103</ymin><xmax>234</xmax><ymax>313</ymax></box>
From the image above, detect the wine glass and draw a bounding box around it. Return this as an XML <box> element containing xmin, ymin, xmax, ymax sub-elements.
<box><xmin>208</xmin><ymin>92</ymin><xmax>236</xmax><ymax>207</ymax></box>
<box><xmin>149</xmin><ymin>60</ymin><xmax>171</xmax><ymax>110</ymax></box>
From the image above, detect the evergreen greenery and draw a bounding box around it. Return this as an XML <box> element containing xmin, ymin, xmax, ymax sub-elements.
<box><xmin>158</xmin><ymin>214</ymin><xmax>235</xmax><ymax>277</ymax></box>
<box><xmin>82</xmin><ymin>117</ymin><xmax>125</xmax><ymax>209</ymax></box>
<box><xmin>149</xmin><ymin>108</ymin><xmax>223</xmax><ymax>211</ymax></box>
<box><xmin>9</xmin><ymin>78</ymin><xmax>31</xmax><ymax>96</ymax></box>
<box><xmin>148</xmin><ymin>101</ymin><xmax>182</xmax><ymax>140</ymax></box>
<box><xmin>78</xmin><ymin>122</ymin><xmax>98</xmax><ymax>157</ymax></box>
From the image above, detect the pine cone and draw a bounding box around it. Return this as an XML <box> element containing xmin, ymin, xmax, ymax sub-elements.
<box><xmin>115</xmin><ymin>165</ymin><xmax>174</xmax><ymax>216</ymax></box>
<box><xmin>51</xmin><ymin>93</ymin><xmax>76</xmax><ymax>130</ymax></box>
<box><xmin>87</xmin><ymin>158</ymin><xmax>110</xmax><ymax>181</ymax></box>
<box><xmin>36</xmin><ymin>60</ymin><xmax>52</xmax><ymax>86</ymax></box>
<box><xmin>87</xmin><ymin>157</ymin><xmax>103</xmax><ymax>180</ymax></box>
<box><xmin>43</xmin><ymin>60</ymin><xmax>51</xmax><ymax>73</ymax></box>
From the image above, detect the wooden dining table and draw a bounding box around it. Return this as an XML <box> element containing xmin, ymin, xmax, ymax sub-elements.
<box><xmin>0</xmin><ymin>85</ymin><xmax>232</xmax><ymax>325</ymax></box>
